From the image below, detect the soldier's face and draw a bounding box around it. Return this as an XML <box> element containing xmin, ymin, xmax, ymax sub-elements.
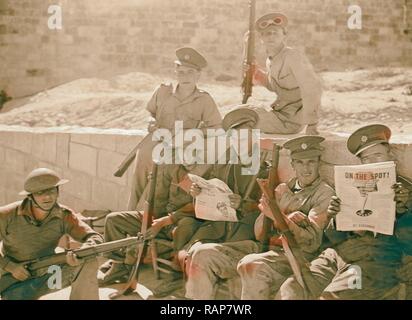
<box><xmin>292</xmin><ymin>157</ymin><xmax>320</xmax><ymax>187</ymax></box>
<box><xmin>359</xmin><ymin>144</ymin><xmax>392</xmax><ymax>164</ymax></box>
<box><xmin>260</xmin><ymin>26</ymin><xmax>286</xmax><ymax>52</ymax></box>
<box><xmin>175</xmin><ymin>65</ymin><xmax>200</xmax><ymax>85</ymax></box>
<box><xmin>32</xmin><ymin>187</ymin><xmax>58</xmax><ymax>211</ymax></box>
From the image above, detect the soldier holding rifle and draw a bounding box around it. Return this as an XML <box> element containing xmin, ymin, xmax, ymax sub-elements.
<box><xmin>0</xmin><ymin>168</ymin><xmax>104</xmax><ymax>300</ymax></box>
<box><xmin>237</xmin><ymin>136</ymin><xmax>334</xmax><ymax>299</ymax></box>
<box><xmin>127</xmin><ymin>47</ymin><xmax>222</xmax><ymax>212</ymax></box>
<box><xmin>243</xmin><ymin>12</ymin><xmax>322</xmax><ymax>135</ymax></box>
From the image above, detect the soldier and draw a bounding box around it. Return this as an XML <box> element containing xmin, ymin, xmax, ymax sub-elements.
<box><xmin>278</xmin><ymin>124</ymin><xmax>412</xmax><ymax>300</ymax></box>
<box><xmin>237</xmin><ymin>135</ymin><xmax>335</xmax><ymax>299</ymax></box>
<box><xmin>176</xmin><ymin>108</ymin><xmax>269</xmax><ymax>300</ymax></box>
<box><xmin>128</xmin><ymin>47</ymin><xmax>222</xmax><ymax>211</ymax></box>
<box><xmin>0</xmin><ymin>168</ymin><xmax>103</xmax><ymax>300</ymax></box>
<box><xmin>99</xmin><ymin>109</ymin><xmax>259</xmax><ymax>288</ymax></box>
<box><xmin>98</xmin><ymin>163</ymin><xmax>203</xmax><ymax>285</ymax></box>
<box><xmin>245</xmin><ymin>12</ymin><xmax>322</xmax><ymax>135</ymax></box>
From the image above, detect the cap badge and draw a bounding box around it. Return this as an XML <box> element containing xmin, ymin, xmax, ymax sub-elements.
<box><xmin>301</xmin><ymin>143</ymin><xmax>308</xmax><ymax>150</ymax></box>
<box><xmin>361</xmin><ymin>135</ymin><xmax>368</xmax><ymax>143</ymax></box>
<box><xmin>184</xmin><ymin>54</ymin><xmax>190</xmax><ymax>61</ymax></box>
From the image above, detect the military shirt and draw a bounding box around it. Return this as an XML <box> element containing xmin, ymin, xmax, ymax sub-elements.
<box><xmin>324</xmin><ymin>175</ymin><xmax>412</xmax><ymax>289</ymax></box>
<box><xmin>263</xmin><ymin>46</ymin><xmax>322</xmax><ymax>126</ymax></box>
<box><xmin>256</xmin><ymin>176</ymin><xmax>335</xmax><ymax>253</ymax></box>
<box><xmin>0</xmin><ymin>199</ymin><xmax>103</xmax><ymax>272</ymax></box>
<box><xmin>146</xmin><ymin>83</ymin><xmax>222</xmax><ymax>130</ymax></box>
<box><xmin>180</xmin><ymin>159</ymin><xmax>268</xmax><ymax>247</ymax></box>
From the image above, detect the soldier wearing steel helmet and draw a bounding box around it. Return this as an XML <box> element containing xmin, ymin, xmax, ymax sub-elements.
<box><xmin>0</xmin><ymin>168</ymin><xmax>103</xmax><ymax>300</ymax></box>
<box><xmin>243</xmin><ymin>12</ymin><xmax>322</xmax><ymax>135</ymax></box>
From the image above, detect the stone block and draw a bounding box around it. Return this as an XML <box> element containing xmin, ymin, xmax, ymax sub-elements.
<box><xmin>115</xmin><ymin>135</ymin><xmax>142</xmax><ymax>155</ymax></box>
<box><xmin>12</xmin><ymin>131</ymin><xmax>33</xmax><ymax>153</ymax></box>
<box><xmin>117</xmin><ymin>186</ymin><xmax>131</xmax><ymax>210</ymax></box>
<box><xmin>0</xmin><ymin>187</ymin><xmax>6</xmax><ymax>206</ymax></box>
<box><xmin>70</xmin><ymin>133</ymin><xmax>91</xmax><ymax>145</ymax></box>
<box><xmin>0</xmin><ymin>146</ymin><xmax>5</xmax><ymax>164</ymax></box>
<box><xmin>0</xmin><ymin>131</ymin><xmax>14</xmax><ymax>148</ymax></box>
<box><xmin>31</xmin><ymin>133</ymin><xmax>57</xmax><ymax>164</ymax></box>
<box><xmin>97</xmin><ymin>149</ymin><xmax>127</xmax><ymax>185</ymax></box>
<box><xmin>92</xmin><ymin>178</ymin><xmax>119</xmax><ymax>211</ymax></box>
<box><xmin>56</xmin><ymin>133</ymin><xmax>70</xmax><ymax>168</ymax></box>
<box><xmin>90</xmin><ymin>134</ymin><xmax>117</xmax><ymax>151</ymax></box>
<box><xmin>61</xmin><ymin>169</ymin><xmax>93</xmax><ymax>201</ymax></box>
<box><xmin>5</xmin><ymin>148</ymin><xmax>25</xmax><ymax>173</ymax></box>
<box><xmin>68</xmin><ymin>142</ymin><xmax>97</xmax><ymax>175</ymax></box>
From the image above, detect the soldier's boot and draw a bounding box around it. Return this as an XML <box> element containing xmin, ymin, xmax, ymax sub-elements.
<box><xmin>98</xmin><ymin>262</ymin><xmax>132</xmax><ymax>286</ymax></box>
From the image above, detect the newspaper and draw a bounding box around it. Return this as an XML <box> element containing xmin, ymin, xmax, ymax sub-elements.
<box><xmin>187</xmin><ymin>174</ymin><xmax>238</xmax><ymax>222</ymax></box>
<box><xmin>334</xmin><ymin>161</ymin><xmax>396</xmax><ymax>235</ymax></box>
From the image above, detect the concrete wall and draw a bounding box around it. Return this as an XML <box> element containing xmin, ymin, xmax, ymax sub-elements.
<box><xmin>1</xmin><ymin>127</ymin><xmax>412</xmax><ymax>212</ymax></box>
<box><xmin>1</xmin><ymin>0</ymin><xmax>412</xmax><ymax>98</ymax></box>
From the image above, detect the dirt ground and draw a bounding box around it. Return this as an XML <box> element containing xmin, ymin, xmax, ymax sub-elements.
<box><xmin>0</xmin><ymin>68</ymin><xmax>411</xmax><ymax>134</ymax></box>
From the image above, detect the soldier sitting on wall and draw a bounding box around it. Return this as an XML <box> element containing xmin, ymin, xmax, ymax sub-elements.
<box><xmin>127</xmin><ymin>47</ymin><xmax>222</xmax><ymax>213</ymax></box>
<box><xmin>244</xmin><ymin>12</ymin><xmax>322</xmax><ymax>135</ymax></box>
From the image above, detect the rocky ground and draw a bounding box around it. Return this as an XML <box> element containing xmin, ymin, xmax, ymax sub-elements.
<box><xmin>0</xmin><ymin>68</ymin><xmax>411</xmax><ymax>134</ymax></box>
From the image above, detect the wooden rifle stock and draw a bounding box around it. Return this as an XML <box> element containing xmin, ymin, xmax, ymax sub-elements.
<box><xmin>260</xmin><ymin>144</ymin><xmax>281</xmax><ymax>250</ymax></box>
<box><xmin>110</xmin><ymin>161</ymin><xmax>158</xmax><ymax>298</ymax></box>
<box><xmin>241</xmin><ymin>0</ymin><xmax>256</xmax><ymax>104</ymax></box>
<box><xmin>0</xmin><ymin>236</ymin><xmax>143</xmax><ymax>295</ymax></box>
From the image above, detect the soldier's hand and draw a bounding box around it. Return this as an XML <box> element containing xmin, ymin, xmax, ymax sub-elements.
<box><xmin>288</xmin><ymin>211</ymin><xmax>310</xmax><ymax>228</ymax></box>
<box><xmin>189</xmin><ymin>183</ymin><xmax>202</xmax><ymax>198</ymax></box>
<box><xmin>258</xmin><ymin>195</ymin><xmax>274</xmax><ymax>220</ymax></box>
<box><xmin>66</xmin><ymin>251</ymin><xmax>81</xmax><ymax>267</ymax></box>
<box><xmin>305</xmin><ymin>124</ymin><xmax>319</xmax><ymax>135</ymax></box>
<box><xmin>146</xmin><ymin>216</ymin><xmax>173</xmax><ymax>239</ymax></box>
<box><xmin>392</xmin><ymin>183</ymin><xmax>410</xmax><ymax>214</ymax></box>
<box><xmin>327</xmin><ymin>196</ymin><xmax>341</xmax><ymax>218</ymax></box>
<box><xmin>5</xmin><ymin>262</ymin><xmax>31</xmax><ymax>281</ymax></box>
<box><xmin>229</xmin><ymin>194</ymin><xmax>242</xmax><ymax>209</ymax></box>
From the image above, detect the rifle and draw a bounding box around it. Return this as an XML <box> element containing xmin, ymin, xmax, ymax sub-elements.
<box><xmin>114</xmin><ymin>134</ymin><xmax>152</xmax><ymax>177</ymax></box>
<box><xmin>0</xmin><ymin>236</ymin><xmax>143</xmax><ymax>295</ymax></box>
<box><xmin>241</xmin><ymin>0</ymin><xmax>256</xmax><ymax>104</ymax></box>
<box><xmin>110</xmin><ymin>161</ymin><xmax>158</xmax><ymax>299</ymax></box>
<box><xmin>257</xmin><ymin>174</ymin><xmax>323</xmax><ymax>299</ymax></box>
<box><xmin>260</xmin><ymin>144</ymin><xmax>281</xmax><ymax>251</ymax></box>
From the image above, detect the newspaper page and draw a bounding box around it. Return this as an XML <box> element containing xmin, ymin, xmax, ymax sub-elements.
<box><xmin>334</xmin><ymin>161</ymin><xmax>396</xmax><ymax>235</ymax></box>
<box><xmin>187</xmin><ymin>174</ymin><xmax>238</xmax><ymax>222</ymax></box>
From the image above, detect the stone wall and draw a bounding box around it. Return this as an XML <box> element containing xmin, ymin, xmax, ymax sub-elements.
<box><xmin>1</xmin><ymin>0</ymin><xmax>412</xmax><ymax>98</ymax></box>
<box><xmin>1</xmin><ymin>127</ymin><xmax>412</xmax><ymax>212</ymax></box>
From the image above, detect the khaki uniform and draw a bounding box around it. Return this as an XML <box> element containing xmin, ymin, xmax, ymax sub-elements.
<box><xmin>253</xmin><ymin>46</ymin><xmax>322</xmax><ymax>134</ymax></box>
<box><xmin>105</xmin><ymin>164</ymin><xmax>209</xmax><ymax>259</ymax></box>
<box><xmin>127</xmin><ymin>83</ymin><xmax>222</xmax><ymax>211</ymax></box>
<box><xmin>278</xmin><ymin>176</ymin><xmax>412</xmax><ymax>300</ymax></box>
<box><xmin>183</xmin><ymin>161</ymin><xmax>268</xmax><ymax>300</ymax></box>
<box><xmin>0</xmin><ymin>199</ymin><xmax>103</xmax><ymax>300</ymax></box>
<box><xmin>237</xmin><ymin>177</ymin><xmax>334</xmax><ymax>299</ymax></box>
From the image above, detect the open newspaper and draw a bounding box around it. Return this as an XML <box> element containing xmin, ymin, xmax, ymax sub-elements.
<box><xmin>186</xmin><ymin>174</ymin><xmax>238</xmax><ymax>222</ymax></box>
<box><xmin>334</xmin><ymin>161</ymin><xmax>396</xmax><ymax>235</ymax></box>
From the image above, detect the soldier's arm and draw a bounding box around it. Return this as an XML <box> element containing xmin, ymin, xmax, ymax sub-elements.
<box><xmin>285</xmin><ymin>187</ymin><xmax>335</xmax><ymax>253</ymax></box>
<box><xmin>286</xmin><ymin>49</ymin><xmax>322</xmax><ymax>126</ymax></box>
<box><xmin>0</xmin><ymin>209</ymin><xmax>11</xmax><ymax>271</ymax></box>
<box><xmin>63</xmin><ymin>209</ymin><xmax>104</xmax><ymax>247</ymax></box>
<box><xmin>200</xmin><ymin>94</ymin><xmax>223</xmax><ymax>130</ymax></box>
<box><xmin>146</xmin><ymin>83</ymin><xmax>172</xmax><ymax>119</ymax></box>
